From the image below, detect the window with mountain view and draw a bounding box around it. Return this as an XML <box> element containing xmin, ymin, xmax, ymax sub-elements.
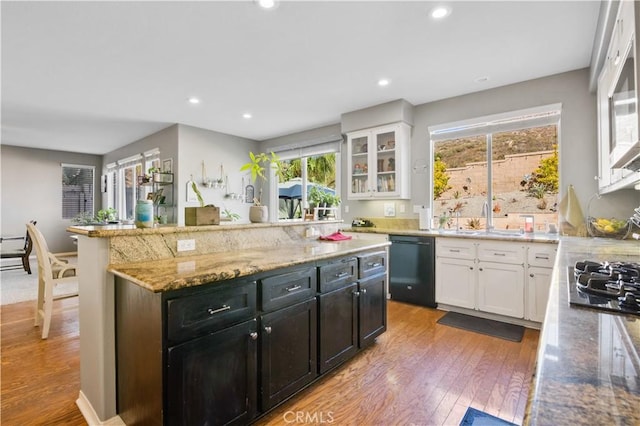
<box><xmin>431</xmin><ymin>106</ymin><xmax>560</xmax><ymax>232</ymax></box>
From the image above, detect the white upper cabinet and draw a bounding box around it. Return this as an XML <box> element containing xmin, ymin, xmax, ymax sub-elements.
<box><xmin>347</xmin><ymin>122</ymin><xmax>411</xmax><ymax>200</ymax></box>
<box><xmin>596</xmin><ymin>0</ymin><xmax>640</xmax><ymax>192</ymax></box>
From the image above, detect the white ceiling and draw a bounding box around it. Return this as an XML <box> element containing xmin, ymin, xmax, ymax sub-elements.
<box><xmin>1</xmin><ymin>1</ymin><xmax>600</xmax><ymax>155</ymax></box>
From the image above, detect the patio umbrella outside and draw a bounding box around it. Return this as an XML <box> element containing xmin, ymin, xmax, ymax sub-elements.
<box><xmin>278</xmin><ymin>178</ymin><xmax>335</xmax><ymax>219</ymax></box>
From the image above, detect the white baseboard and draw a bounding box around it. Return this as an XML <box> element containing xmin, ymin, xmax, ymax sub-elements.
<box><xmin>76</xmin><ymin>391</ymin><xmax>125</xmax><ymax>425</ymax></box>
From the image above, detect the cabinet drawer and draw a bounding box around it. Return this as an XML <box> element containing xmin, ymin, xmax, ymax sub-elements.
<box><xmin>357</xmin><ymin>251</ymin><xmax>387</xmax><ymax>278</ymax></box>
<box><xmin>318</xmin><ymin>257</ymin><xmax>357</xmax><ymax>293</ymax></box>
<box><xmin>436</xmin><ymin>239</ymin><xmax>475</xmax><ymax>259</ymax></box>
<box><xmin>527</xmin><ymin>244</ymin><xmax>557</xmax><ymax>268</ymax></box>
<box><xmin>477</xmin><ymin>242</ymin><xmax>524</xmax><ymax>264</ymax></box>
<box><xmin>260</xmin><ymin>266</ymin><xmax>317</xmax><ymax>312</ymax></box>
<box><xmin>166</xmin><ymin>280</ymin><xmax>256</xmax><ymax>344</ymax></box>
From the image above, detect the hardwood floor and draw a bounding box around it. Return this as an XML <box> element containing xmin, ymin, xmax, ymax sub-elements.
<box><xmin>0</xmin><ymin>299</ymin><xmax>539</xmax><ymax>425</ymax></box>
<box><xmin>1</xmin><ymin>297</ymin><xmax>85</xmax><ymax>425</ymax></box>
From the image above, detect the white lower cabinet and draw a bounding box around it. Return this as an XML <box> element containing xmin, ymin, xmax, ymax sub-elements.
<box><xmin>524</xmin><ymin>244</ymin><xmax>557</xmax><ymax>322</ymax></box>
<box><xmin>436</xmin><ymin>237</ymin><xmax>557</xmax><ymax>323</ymax></box>
<box><xmin>435</xmin><ymin>257</ymin><xmax>476</xmax><ymax>309</ymax></box>
<box><xmin>477</xmin><ymin>262</ymin><xmax>524</xmax><ymax>318</ymax></box>
<box><xmin>526</xmin><ymin>266</ymin><xmax>553</xmax><ymax>322</ymax></box>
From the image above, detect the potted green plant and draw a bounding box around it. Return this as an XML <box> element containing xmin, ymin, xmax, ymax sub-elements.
<box><xmin>185</xmin><ymin>178</ymin><xmax>220</xmax><ymax>226</ymax></box>
<box><xmin>240</xmin><ymin>151</ymin><xmax>283</xmax><ymax>223</ymax></box>
<box><xmin>96</xmin><ymin>207</ymin><xmax>118</xmax><ymax>223</ymax></box>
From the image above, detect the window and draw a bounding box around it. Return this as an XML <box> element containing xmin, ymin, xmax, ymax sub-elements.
<box><xmin>105</xmin><ymin>150</ymin><xmax>160</xmax><ymax>220</ymax></box>
<box><xmin>273</xmin><ymin>140</ymin><xmax>341</xmax><ymax>221</ymax></box>
<box><xmin>430</xmin><ymin>105</ymin><xmax>560</xmax><ymax>231</ymax></box>
<box><xmin>62</xmin><ymin>164</ymin><xmax>95</xmax><ymax>219</ymax></box>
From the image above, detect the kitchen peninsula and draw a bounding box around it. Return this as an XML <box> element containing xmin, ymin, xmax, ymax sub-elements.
<box><xmin>68</xmin><ymin>221</ymin><xmax>390</xmax><ymax>425</ymax></box>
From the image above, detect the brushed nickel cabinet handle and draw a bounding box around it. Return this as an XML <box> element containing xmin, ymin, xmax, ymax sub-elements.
<box><xmin>264</xmin><ymin>326</ymin><xmax>272</xmax><ymax>334</ymax></box>
<box><xmin>336</xmin><ymin>271</ymin><xmax>349</xmax><ymax>278</ymax></box>
<box><xmin>250</xmin><ymin>332</ymin><xmax>258</xmax><ymax>340</ymax></box>
<box><xmin>361</xmin><ymin>288</ymin><xmax>367</xmax><ymax>294</ymax></box>
<box><xmin>207</xmin><ymin>305</ymin><xmax>230</xmax><ymax>315</ymax></box>
<box><xmin>286</xmin><ymin>285</ymin><xmax>302</xmax><ymax>292</ymax></box>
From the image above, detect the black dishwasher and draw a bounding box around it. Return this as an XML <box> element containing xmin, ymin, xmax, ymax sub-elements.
<box><xmin>389</xmin><ymin>235</ymin><xmax>436</xmax><ymax>308</ymax></box>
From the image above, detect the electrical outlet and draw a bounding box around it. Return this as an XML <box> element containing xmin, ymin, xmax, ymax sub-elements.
<box><xmin>177</xmin><ymin>239</ymin><xmax>196</xmax><ymax>252</ymax></box>
<box><xmin>344</xmin><ymin>205</ymin><xmax>349</xmax><ymax>213</ymax></box>
<box><xmin>399</xmin><ymin>204</ymin><xmax>405</xmax><ymax>213</ymax></box>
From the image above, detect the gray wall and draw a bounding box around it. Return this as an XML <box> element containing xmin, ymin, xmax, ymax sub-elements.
<box><xmin>0</xmin><ymin>145</ymin><xmax>102</xmax><ymax>252</ymax></box>
<box><xmin>102</xmin><ymin>123</ymin><xmax>258</xmax><ymax>225</ymax></box>
<box><xmin>341</xmin><ymin>68</ymin><xmax>639</xmax><ymax>223</ymax></box>
<box><xmin>178</xmin><ymin>124</ymin><xmax>259</xmax><ymax>224</ymax></box>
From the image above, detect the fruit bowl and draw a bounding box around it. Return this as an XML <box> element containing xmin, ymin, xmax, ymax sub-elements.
<box><xmin>586</xmin><ymin>216</ymin><xmax>631</xmax><ymax>239</ymax></box>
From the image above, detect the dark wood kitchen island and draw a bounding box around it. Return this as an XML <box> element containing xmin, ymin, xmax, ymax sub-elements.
<box><xmin>67</xmin><ymin>221</ymin><xmax>389</xmax><ymax>425</ymax></box>
<box><xmin>524</xmin><ymin>236</ymin><xmax>640</xmax><ymax>425</ymax></box>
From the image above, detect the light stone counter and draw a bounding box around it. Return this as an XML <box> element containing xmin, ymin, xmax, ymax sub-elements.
<box><xmin>525</xmin><ymin>237</ymin><xmax>640</xmax><ymax>425</ymax></box>
<box><xmin>108</xmin><ymin>239</ymin><xmax>390</xmax><ymax>292</ymax></box>
<box><xmin>343</xmin><ymin>226</ymin><xmax>560</xmax><ymax>244</ymax></box>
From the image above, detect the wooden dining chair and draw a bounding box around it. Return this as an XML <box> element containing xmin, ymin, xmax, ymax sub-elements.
<box><xmin>26</xmin><ymin>222</ymin><xmax>79</xmax><ymax>339</ymax></box>
<box><xmin>0</xmin><ymin>220</ymin><xmax>36</xmax><ymax>274</ymax></box>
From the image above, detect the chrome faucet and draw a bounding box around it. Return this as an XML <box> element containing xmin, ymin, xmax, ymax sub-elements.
<box><xmin>481</xmin><ymin>201</ymin><xmax>492</xmax><ymax>231</ymax></box>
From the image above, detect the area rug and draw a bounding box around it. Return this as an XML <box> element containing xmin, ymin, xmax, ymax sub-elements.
<box><xmin>437</xmin><ymin>312</ymin><xmax>524</xmax><ymax>342</ymax></box>
<box><xmin>460</xmin><ymin>407</ymin><xmax>517</xmax><ymax>426</ymax></box>
<box><xmin>0</xmin><ymin>258</ymin><xmax>78</xmax><ymax>305</ymax></box>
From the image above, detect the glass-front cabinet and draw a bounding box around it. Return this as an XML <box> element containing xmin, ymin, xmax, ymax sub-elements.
<box><xmin>347</xmin><ymin>122</ymin><xmax>411</xmax><ymax>200</ymax></box>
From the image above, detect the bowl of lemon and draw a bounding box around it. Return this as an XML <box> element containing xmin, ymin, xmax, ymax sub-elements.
<box><xmin>587</xmin><ymin>217</ymin><xmax>631</xmax><ymax>239</ymax></box>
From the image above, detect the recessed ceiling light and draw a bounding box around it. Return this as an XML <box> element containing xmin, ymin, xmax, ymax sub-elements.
<box><xmin>257</xmin><ymin>0</ymin><xmax>277</xmax><ymax>9</ymax></box>
<box><xmin>430</xmin><ymin>6</ymin><xmax>451</xmax><ymax>19</ymax></box>
<box><xmin>187</xmin><ymin>97</ymin><xmax>200</xmax><ymax>104</ymax></box>
<box><xmin>243</xmin><ymin>113</ymin><xmax>253</xmax><ymax>119</ymax></box>
<box><xmin>475</xmin><ymin>76</ymin><xmax>490</xmax><ymax>83</ymax></box>
<box><xmin>378</xmin><ymin>79</ymin><xmax>390</xmax><ymax>87</ymax></box>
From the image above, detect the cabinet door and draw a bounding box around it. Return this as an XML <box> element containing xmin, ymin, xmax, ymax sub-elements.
<box><xmin>435</xmin><ymin>257</ymin><xmax>476</xmax><ymax>309</ymax></box>
<box><xmin>348</xmin><ymin>130</ymin><xmax>372</xmax><ymax>199</ymax></box>
<box><xmin>477</xmin><ymin>262</ymin><xmax>524</xmax><ymax>318</ymax></box>
<box><xmin>526</xmin><ymin>266</ymin><xmax>552</xmax><ymax>322</ymax></box>
<box><xmin>359</xmin><ymin>274</ymin><xmax>387</xmax><ymax>348</ymax></box>
<box><xmin>347</xmin><ymin>123</ymin><xmax>410</xmax><ymax>200</ymax></box>
<box><xmin>166</xmin><ymin>319</ymin><xmax>257</xmax><ymax>426</ymax></box>
<box><xmin>260</xmin><ymin>298</ymin><xmax>318</xmax><ymax>411</ymax></box>
<box><xmin>372</xmin><ymin>126</ymin><xmax>399</xmax><ymax>197</ymax></box>
<box><xmin>318</xmin><ymin>283</ymin><xmax>358</xmax><ymax>373</ymax></box>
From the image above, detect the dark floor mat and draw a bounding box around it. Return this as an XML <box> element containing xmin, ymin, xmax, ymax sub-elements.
<box><xmin>459</xmin><ymin>407</ymin><xmax>517</xmax><ymax>426</ymax></box>
<box><xmin>437</xmin><ymin>312</ymin><xmax>524</xmax><ymax>342</ymax></box>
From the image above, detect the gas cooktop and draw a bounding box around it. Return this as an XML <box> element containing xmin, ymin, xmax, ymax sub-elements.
<box><xmin>568</xmin><ymin>260</ymin><xmax>640</xmax><ymax>316</ymax></box>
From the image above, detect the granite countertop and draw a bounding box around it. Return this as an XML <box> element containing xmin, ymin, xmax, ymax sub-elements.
<box><xmin>345</xmin><ymin>226</ymin><xmax>560</xmax><ymax>244</ymax></box>
<box><xmin>68</xmin><ymin>219</ymin><xmax>343</xmax><ymax>238</ymax></box>
<box><xmin>108</xmin><ymin>238</ymin><xmax>390</xmax><ymax>292</ymax></box>
<box><xmin>526</xmin><ymin>237</ymin><xmax>640</xmax><ymax>425</ymax></box>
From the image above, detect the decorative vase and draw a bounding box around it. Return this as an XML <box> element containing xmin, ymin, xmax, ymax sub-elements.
<box><xmin>135</xmin><ymin>200</ymin><xmax>154</xmax><ymax>228</ymax></box>
<box><xmin>249</xmin><ymin>205</ymin><xmax>268</xmax><ymax>223</ymax></box>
